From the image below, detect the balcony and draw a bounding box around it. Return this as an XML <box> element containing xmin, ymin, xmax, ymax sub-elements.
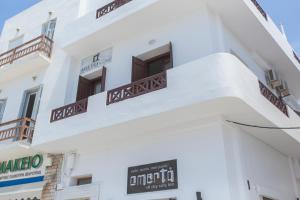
<box><xmin>0</xmin><ymin>35</ymin><xmax>53</xmax><ymax>83</ymax></box>
<box><xmin>0</xmin><ymin>118</ymin><xmax>35</xmax><ymax>143</ymax></box>
<box><xmin>50</xmin><ymin>72</ymin><xmax>166</xmax><ymax>122</ymax></box>
<box><xmin>258</xmin><ymin>81</ymin><xmax>289</xmax><ymax>117</ymax></box>
<box><xmin>50</xmin><ymin>98</ymin><xmax>88</xmax><ymax>123</ymax></box>
<box><xmin>0</xmin><ymin>35</ymin><xmax>53</xmax><ymax>67</ymax></box>
<box><xmin>96</xmin><ymin>0</ymin><xmax>132</xmax><ymax>19</ymax></box>
<box><xmin>250</xmin><ymin>0</ymin><xmax>267</xmax><ymax>20</ymax></box>
<box><xmin>107</xmin><ymin>72</ymin><xmax>167</xmax><ymax>105</ymax></box>
<box><xmin>33</xmin><ymin>53</ymin><xmax>300</xmax><ymax>157</ymax></box>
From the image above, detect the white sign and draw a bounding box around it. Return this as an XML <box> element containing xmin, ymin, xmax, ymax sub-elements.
<box><xmin>80</xmin><ymin>48</ymin><xmax>112</xmax><ymax>75</ymax></box>
<box><xmin>0</xmin><ymin>154</ymin><xmax>47</xmax><ymax>188</ymax></box>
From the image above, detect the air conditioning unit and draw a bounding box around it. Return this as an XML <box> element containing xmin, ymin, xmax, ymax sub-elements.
<box><xmin>277</xmin><ymin>80</ymin><xmax>290</xmax><ymax>97</ymax></box>
<box><xmin>266</xmin><ymin>70</ymin><xmax>281</xmax><ymax>88</ymax></box>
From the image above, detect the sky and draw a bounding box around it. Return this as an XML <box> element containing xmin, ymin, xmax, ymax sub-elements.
<box><xmin>257</xmin><ymin>0</ymin><xmax>300</xmax><ymax>53</ymax></box>
<box><xmin>0</xmin><ymin>0</ymin><xmax>299</xmax><ymax>52</ymax></box>
<box><xmin>0</xmin><ymin>0</ymin><xmax>40</xmax><ymax>32</ymax></box>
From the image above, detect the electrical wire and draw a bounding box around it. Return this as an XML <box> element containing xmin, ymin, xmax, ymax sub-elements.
<box><xmin>226</xmin><ymin>120</ymin><xmax>300</xmax><ymax>130</ymax></box>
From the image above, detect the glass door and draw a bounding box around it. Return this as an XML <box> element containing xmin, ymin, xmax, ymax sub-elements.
<box><xmin>42</xmin><ymin>19</ymin><xmax>57</xmax><ymax>39</ymax></box>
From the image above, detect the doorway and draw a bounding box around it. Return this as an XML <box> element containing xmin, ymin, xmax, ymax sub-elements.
<box><xmin>20</xmin><ymin>86</ymin><xmax>42</xmax><ymax>120</ymax></box>
<box><xmin>42</xmin><ymin>18</ymin><xmax>57</xmax><ymax>39</ymax></box>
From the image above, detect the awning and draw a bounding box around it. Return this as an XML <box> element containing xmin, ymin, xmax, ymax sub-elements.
<box><xmin>0</xmin><ymin>181</ymin><xmax>44</xmax><ymax>200</ymax></box>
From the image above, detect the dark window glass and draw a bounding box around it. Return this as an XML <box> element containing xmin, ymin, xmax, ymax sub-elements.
<box><xmin>77</xmin><ymin>177</ymin><xmax>92</xmax><ymax>185</ymax></box>
<box><xmin>25</xmin><ymin>93</ymin><xmax>36</xmax><ymax>118</ymax></box>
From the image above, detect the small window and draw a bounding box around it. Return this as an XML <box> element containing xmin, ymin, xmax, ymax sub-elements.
<box><xmin>8</xmin><ymin>35</ymin><xmax>24</xmax><ymax>50</ymax></box>
<box><xmin>262</xmin><ymin>197</ymin><xmax>275</xmax><ymax>200</ymax></box>
<box><xmin>77</xmin><ymin>176</ymin><xmax>92</xmax><ymax>186</ymax></box>
<box><xmin>0</xmin><ymin>100</ymin><xmax>7</xmax><ymax>123</ymax></box>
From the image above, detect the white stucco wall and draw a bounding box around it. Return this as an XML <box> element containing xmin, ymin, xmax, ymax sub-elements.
<box><xmin>0</xmin><ymin>0</ymin><xmax>80</xmax><ymax>52</ymax></box>
<box><xmin>58</xmin><ymin>122</ymin><xmax>233</xmax><ymax>200</ymax></box>
<box><xmin>0</xmin><ymin>70</ymin><xmax>45</xmax><ymax>122</ymax></box>
<box><xmin>222</xmin><ymin>124</ymin><xmax>296</xmax><ymax>200</ymax></box>
<box><xmin>56</xmin><ymin>121</ymin><xmax>298</xmax><ymax>200</ymax></box>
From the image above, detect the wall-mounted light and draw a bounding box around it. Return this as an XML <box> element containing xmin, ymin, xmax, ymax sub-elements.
<box><xmin>32</xmin><ymin>76</ymin><xmax>37</xmax><ymax>81</ymax></box>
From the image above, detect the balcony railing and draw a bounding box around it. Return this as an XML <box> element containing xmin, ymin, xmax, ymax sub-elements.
<box><xmin>259</xmin><ymin>81</ymin><xmax>289</xmax><ymax>117</ymax></box>
<box><xmin>107</xmin><ymin>71</ymin><xmax>167</xmax><ymax>105</ymax></box>
<box><xmin>251</xmin><ymin>0</ymin><xmax>267</xmax><ymax>20</ymax></box>
<box><xmin>50</xmin><ymin>98</ymin><xmax>88</xmax><ymax>122</ymax></box>
<box><xmin>0</xmin><ymin>118</ymin><xmax>35</xmax><ymax>143</ymax></box>
<box><xmin>96</xmin><ymin>0</ymin><xmax>132</xmax><ymax>19</ymax></box>
<box><xmin>0</xmin><ymin>35</ymin><xmax>53</xmax><ymax>68</ymax></box>
<box><xmin>293</xmin><ymin>51</ymin><xmax>300</xmax><ymax>64</ymax></box>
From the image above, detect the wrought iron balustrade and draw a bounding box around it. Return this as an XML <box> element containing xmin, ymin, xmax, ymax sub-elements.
<box><xmin>251</xmin><ymin>0</ymin><xmax>267</xmax><ymax>20</ymax></box>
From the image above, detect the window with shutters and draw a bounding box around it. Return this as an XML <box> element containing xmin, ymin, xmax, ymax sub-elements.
<box><xmin>132</xmin><ymin>42</ymin><xmax>173</xmax><ymax>82</ymax></box>
<box><xmin>76</xmin><ymin>67</ymin><xmax>107</xmax><ymax>101</ymax></box>
<box><xmin>0</xmin><ymin>99</ymin><xmax>6</xmax><ymax>123</ymax></box>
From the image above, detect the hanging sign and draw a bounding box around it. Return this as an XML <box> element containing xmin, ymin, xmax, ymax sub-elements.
<box><xmin>0</xmin><ymin>154</ymin><xmax>46</xmax><ymax>187</ymax></box>
<box><xmin>80</xmin><ymin>48</ymin><xmax>112</xmax><ymax>75</ymax></box>
<box><xmin>127</xmin><ymin>160</ymin><xmax>178</xmax><ymax>194</ymax></box>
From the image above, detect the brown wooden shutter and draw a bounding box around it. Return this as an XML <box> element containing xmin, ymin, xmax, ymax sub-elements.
<box><xmin>132</xmin><ymin>56</ymin><xmax>147</xmax><ymax>82</ymax></box>
<box><xmin>76</xmin><ymin>76</ymin><xmax>92</xmax><ymax>101</ymax></box>
<box><xmin>168</xmin><ymin>42</ymin><xmax>173</xmax><ymax>69</ymax></box>
<box><xmin>101</xmin><ymin>66</ymin><xmax>107</xmax><ymax>92</ymax></box>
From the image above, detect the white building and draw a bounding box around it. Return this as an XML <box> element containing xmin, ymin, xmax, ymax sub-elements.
<box><xmin>0</xmin><ymin>0</ymin><xmax>300</xmax><ymax>199</ymax></box>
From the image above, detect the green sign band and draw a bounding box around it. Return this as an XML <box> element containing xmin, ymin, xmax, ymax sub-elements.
<box><xmin>0</xmin><ymin>154</ymin><xmax>43</xmax><ymax>174</ymax></box>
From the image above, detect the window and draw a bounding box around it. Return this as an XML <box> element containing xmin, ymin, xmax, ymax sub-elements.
<box><xmin>76</xmin><ymin>67</ymin><xmax>106</xmax><ymax>101</ymax></box>
<box><xmin>132</xmin><ymin>42</ymin><xmax>173</xmax><ymax>82</ymax></box>
<box><xmin>20</xmin><ymin>86</ymin><xmax>42</xmax><ymax>120</ymax></box>
<box><xmin>42</xmin><ymin>19</ymin><xmax>57</xmax><ymax>39</ymax></box>
<box><xmin>8</xmin><ymin>35</ymin><xmax>24</xmax><ymax>50</ymax></box>
<box><xmin>262</xmin><ymin>197</ymin><xmax>275</xmax><ymax>200</ymax></box>
<box><xmin>0</xmin><ymin>100</ymin><xmax>7</xmax><ymax>123</ymax></box>
<box><xmin>77</xmin><ymin>176</ymin><xmax>92</xmax><ymax>186</ymax></box>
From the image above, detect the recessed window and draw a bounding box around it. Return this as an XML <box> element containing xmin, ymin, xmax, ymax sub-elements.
<box><xmin>77</xmin><ymin>176</ymin><xmax>92</xmax><ymax>186</ymax></box>
<box><xmin>8</xmin><ymin>35</ymin><xmax>24</xmax><ymax>50</ymax></box>
<box><xmin>76</xmin><ymin>67</ymin><xmax>107</xmax><ymax>101</ymax></box>
<box><xmin>132</xmin><ymin>42</ymin><xmax>173</xmax><ymax>82</ymax></box>
<box><xmin>262</xmin><ymin>196</ymin><xmax>275</xmax><ymax>200</ymax></box>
